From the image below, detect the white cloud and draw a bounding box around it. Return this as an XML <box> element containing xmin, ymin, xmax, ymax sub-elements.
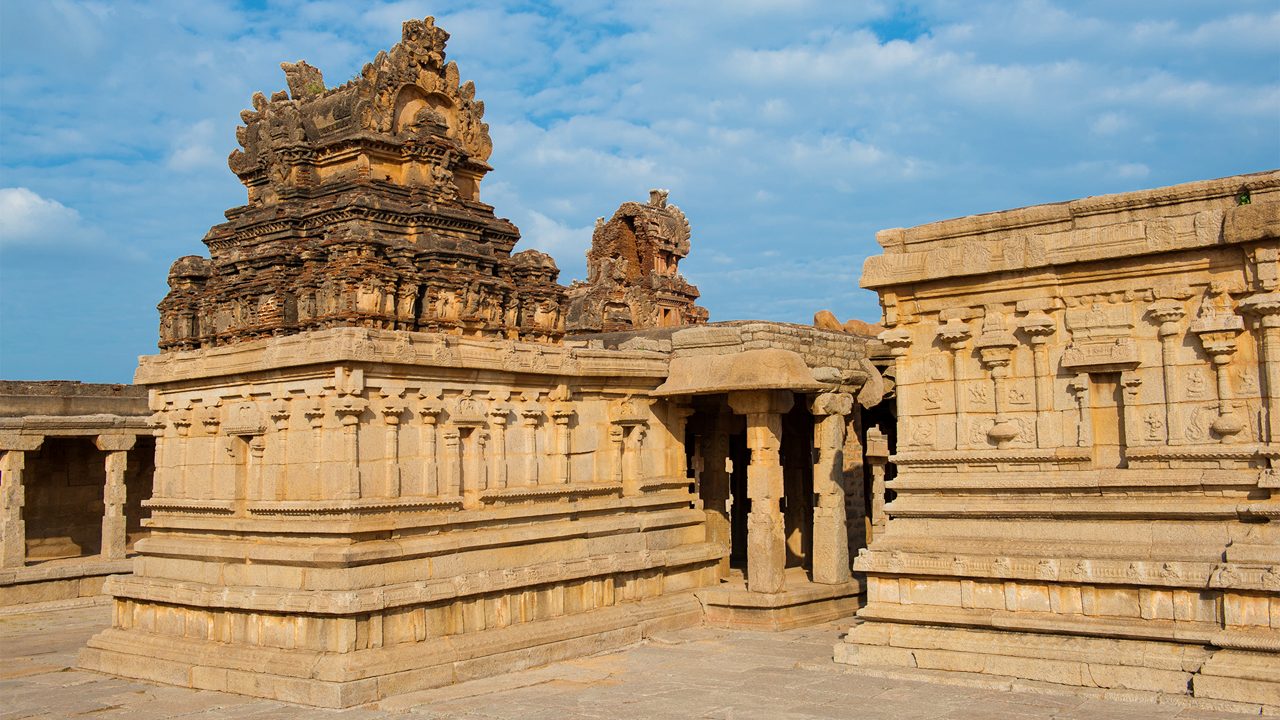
<box><xmin>1</xmin><ymin>0</ymin><xmax>1276</xmax><ymax>380</ymax></box>
<box><xmin>0</xmin><ymin>187</ymin><xmax>84</xmax><ymax>247</ymax></box>
<box><xmin>167</xmin><ymin>119</ymin><xmax>223</xmax><ymax>172</ymax></box>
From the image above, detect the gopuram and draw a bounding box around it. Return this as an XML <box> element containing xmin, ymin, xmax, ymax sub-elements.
<box><xmin>839</xmin><ymin>171</ymin><xmax>1280</xmax><ymax>709</ymax></box>
<box><xmin>75</xmin><ymin>17</ymin><xmax>883</xmax><ymax>707</ymax></box>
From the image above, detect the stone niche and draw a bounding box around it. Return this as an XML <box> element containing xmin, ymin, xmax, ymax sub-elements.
<box><xmin>839</xmin><ymin>170</ymin><xmax>1280</xmax><ymax>712</ymax></box>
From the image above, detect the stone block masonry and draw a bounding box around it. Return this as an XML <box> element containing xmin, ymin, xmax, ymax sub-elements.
<box><xmin>838</xmin><ymin>169</ymin><xmax>1280</xmax><ymax>711</ymax></box>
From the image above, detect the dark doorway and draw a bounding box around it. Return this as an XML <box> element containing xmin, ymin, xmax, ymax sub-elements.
<box><xmin>728</xmin><ymin>430</ymin><xmax>748</xmax><ymax>569</ymax></box>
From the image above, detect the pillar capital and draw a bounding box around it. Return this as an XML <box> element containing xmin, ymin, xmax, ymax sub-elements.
<box><xmin>95</xmin><ymin>434</ymin><xmax>138</xmax><ymax>452</ymax></box>
<box><xmin>727</xmin><ymin>389</ymin><xmax>793</xmax><ymax>417</ymax></box>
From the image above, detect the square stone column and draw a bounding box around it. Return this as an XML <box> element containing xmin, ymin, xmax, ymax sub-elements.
<box><xmin>728</xmin><ymin>390</ymin><xmax>793</xmax><ymax>594</ymax></box>
<box><xmin>810</xmin><ymin>392</ymin><xmax>853</xmax><ymax>585</ymax></box>
<box><xmin>0</xmin><ymin>434</ymin><xmax>44</xmax><ymax>568</ymax></box>
<box><xmin>699</xmin><ymin>411</ymin><xmax>734</xmax><ymax>579</ymax></box>
<box><xmin>96</xmin><ymin>434</ymin><xmax>137</xmax><ymax>560</ymax></box>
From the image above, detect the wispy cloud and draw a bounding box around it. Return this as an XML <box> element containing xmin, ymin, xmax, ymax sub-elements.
<box><xmin>1</xmin><ymin>1</ymin><xmax>1276</xmax><ymax>381</ymax></box>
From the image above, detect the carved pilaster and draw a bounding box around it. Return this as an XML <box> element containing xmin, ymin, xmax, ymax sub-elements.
<box><xmin>1191</xmin><ymin>285</ymin><xmax>1245</xmax><ymax>442</ymax></box>
<box><xmin>170</xmin><ymin>407</ymin><xmax>192</xmax><ymax>498</ymax></box>
<box><xmin>379</xmin><ymin>393</ymin><xmax>406</xmax><ymax>498</ymax></box>
<box><xmin>303</xmin><ymin>399</ymin><xmax>326</xmax><ymax>500</ymax></box>
<box><xmin>487</xmin><ymin>401</ymin><xmax>510</xmax><ymax>491</ymax></box>
<box><xmin>1148</xmin><ymin>299</ymin><xmax>1187</xmax><ymax>444</ymax></box>
<box><xmin>975</xmin><ymin>311</ymin><xmax>1019</xmax><ymax>448</ymax></box>
<box><xmin>1240</xmin><ymin>292</ymin><xmax>1280</xmax><ymax>445</ymax></box>
<box><xmin>549</xmin><ymin>386</ymin><xmax>574</xmax><ymax>485</ymax></box>
<box><xmin>1069</xmin><ymin>374</ymin><xmax>1091</xmax><ymax>448</ymax></box>
<box><xmin>442</xmin><ymin>429</ymin><xmax>462</xmax><ymax>497</ymax></box>
<box><xmin>334</xmin><ymin>397</ymin><xmax>366</xmax><ymax>499</ymax></box>
<box><xmin>417</xmin><ymin>391</ymin><xmax>443</xmax><ymax>496</ymax></box>
<box><xmin>1019</xmin><ymin>306</ymin><xmax>1057</xmax><ymax>448</ymax></box>
<box><xmin>936</xmin><ymin>317</ymin><xmax>972</xmax><ymax>449</ymax></box>
<box><xmin>517</xmin><ymin>403</ymin><xmax>543</xmax><ymax>488</ymax></box>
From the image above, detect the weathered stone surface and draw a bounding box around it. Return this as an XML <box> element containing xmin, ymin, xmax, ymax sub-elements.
<box><xmin>566</xmin><ymin>189</ymin><xmax>708</xmax><ymax>333</ymax></box>
<box><xmin>840</xmin><ymin>170</ymin><xmax>1280</xmax><ymax>712</ymax></box>
<box><xmin>75</xmin><ymin>16</ymin><xmax>887</xmax><ymax>708</ymax></box>
<box><xmin>157</xmin><ymin>17</ymin><xmax>566</xmax><ymax>351</ymax></box>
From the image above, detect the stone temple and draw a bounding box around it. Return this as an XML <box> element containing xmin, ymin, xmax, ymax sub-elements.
<box><xmin>0</xmin><ymin>14</ymin><xmax>1276</xmax><ymax>714</ymax></box>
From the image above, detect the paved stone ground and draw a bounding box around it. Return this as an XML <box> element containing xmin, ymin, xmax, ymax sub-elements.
<box><xmin>0</xmin><ymin>603</ymin><xmax>1257</xmax><ymax>719</ymax></box>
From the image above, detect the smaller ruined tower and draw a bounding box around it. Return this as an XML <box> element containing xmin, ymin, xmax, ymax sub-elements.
<box><xmin>565</xmin><ymin>189</ymin><xmax>709</xmax><ymax>333</ymax></box>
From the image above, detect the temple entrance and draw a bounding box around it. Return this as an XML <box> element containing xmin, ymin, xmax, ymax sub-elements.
<box><xmin>688</xmin><ymin>394</ymin><xmax>817</xmax><ymax>580</ymax></box>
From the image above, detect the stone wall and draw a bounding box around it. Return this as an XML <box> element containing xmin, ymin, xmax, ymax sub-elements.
<box><xmin>836</xmin><ymin>170</ymin><xmax>1280</xmax><ymax>711</ymax></box>
<box><xmin>80</xmin><ymin>328</ymin><xmax>721</xmax><ymax>707</ymax></box>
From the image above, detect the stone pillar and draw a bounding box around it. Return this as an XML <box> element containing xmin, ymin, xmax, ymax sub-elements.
<box><xmin>865</xmin><ymin>426</ymin><xmax>890</xmax><ymax>538</ymax></box>
<box><xmin>936</xmin><ymin>318</ymin><xmax>971</xmax><ymax>449</ymax></box>
<box><xmin>379</xmin><ymin>397</ymin><xmax>405</xmax><ymax>498</ymax></box>
<box><xmin>170</xmin><ymin>408</ymin><xmax>193</xmax><ymax>498</ymax></box>
<box><xmin>810</xmin><ymin>392</ymin><xmax>853</xmax><ymax>585</ymax></box>
<box><xmin>728</xmin><ymin>390</ymin><xmax>793</xmax><ymax>594</ymax></box>
<box><xmin>96</xmin><ymin>435</ymin><xmax>138</xmax><ymax>560</ymax></box>
<box><xmin>442</xmin><ymin>429</ymin><xmax>462</xmax><ymax>497</ymax></box>
<box><xmin>334</xmin><ymin>397</ymin><xmax>366</xmax><ymax>499</ymax></box>
<box><xmin>417</xmin><ymin>397</ymin><xmax>443</xmax><ymax>496</ymax></box>
<box><xmin>303</xmin><ymin>400</ymin><xmax>326</xmax><ymax>501</ymax></box>
<box><xmin>1069</xmin><ymin>374</ymin><xmax>1092</xmax><ymax>448</ymax></box>
<box><xmin>1191</xmin><ymin>289</ymin><xmax>1245</xmax><ymax>442</ymax></box>
<box><xmin>464</xmin><ymin>430</ymin><xmax>488</xmax><ymax>509</ymax></box>
<box><xmin>975</xmin><ymin>311</ymin><xmax>1019</xmax><ymax>448</ymax></box>
<box><xmin>0</xmin><ymin>434</ymin><xmax>43</xmax><ymax>569</ymax></box>
<box><xmin>622</xmin><ymin>425</ymin><xmax>646</xmax><ymax>497</ymax></box>
<box><xmin>487</xmin><ymin>406</ymin><xmax>509</xmax><ymax>491</ymax></box>
<box><xmin>842</xmin><ymin>411</ymin><xmax>867</xmax><ymax>553</ymax></box>
<box><xmin>266</xmin><ymin>398</ymin><xmax>291</xmax><ymax>501</ymax></box>
<box><xmin>701</xmin><ymin>412</ymin><xmax>733</xmax><ymax>579</ymax></box>
<box><xmin>550</xmin><ymin>406</ymin><xmax>574</xmax><ymax>485</ymax></box>
<box><xmin>1019</xmin><ymin>308</ymin><xmax>1056</xmax><ymax>448</ymax></box>
<box><xmin>1148</xmin><ymin>299</ymin><xmax>1188</xmax><ymax>444</ymax></box>
<box><xmin>608</xmin><ymin>425</ymin><xmax>625</xmax><ymax>486</ymax></box>
<box><xmin>518</xmin><ymin>406</ymin><xmax>542</xmax><ymax>487</ymax></box>
<box><xmin>1121</xmin><ymin>372</ymin><xmax>1143</xmax><ymax>453</ymax></box>
<box><xmin>1240</xmin><ymin>292</ymin><xmax>1280</xmax><ymax>444</ymax></box>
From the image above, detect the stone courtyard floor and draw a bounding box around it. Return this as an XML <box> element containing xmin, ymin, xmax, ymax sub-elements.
<box><xmin>0</xmin><ymin>602</ymin><xmax>1258</xmax><ymax>719</ymax></box>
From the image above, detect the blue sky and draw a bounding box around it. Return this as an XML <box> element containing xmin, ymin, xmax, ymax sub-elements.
<box><xmin>1</xmin><ymin>0</ymin><xmax>1277</xmax><ymax>383</ymax></box>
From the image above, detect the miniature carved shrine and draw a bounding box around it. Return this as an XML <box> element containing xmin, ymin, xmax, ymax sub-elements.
<box><xmin>75</xmin><ymin>18</ymin><xmax>883</xmax><ymax>707</ymax></box>
<box><xmin>839</xmin><ymin>171</ymin><xmax>1280</xmax><ymax>709</ymax></box>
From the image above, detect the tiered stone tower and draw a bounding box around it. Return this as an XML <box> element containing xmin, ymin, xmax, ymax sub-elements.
<box><xmin>158</xmin><ymin>17</ymin><xmax>566</xmax><ymax>350</ymax></box>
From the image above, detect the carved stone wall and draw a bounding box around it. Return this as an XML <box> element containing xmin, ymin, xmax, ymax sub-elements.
<box><xmin>838</xmin><ymin>170</ymin><xmax>1280</xmax><ymax>711</ymax></box>
<box><xmin>81</xmin><ymin>328</ymin><xmax>720</xmax><ymax>707</ymax></box>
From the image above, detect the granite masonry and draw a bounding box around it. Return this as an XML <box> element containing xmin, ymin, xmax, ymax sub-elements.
<box><xmin>73</xmin><ymin>17</ymin><xmax>882</xmax><ymax>707</ymax></box>
<box><xmin>0</xmin><ymin>12</ymin><xmax>1271</xmax><ymax>716</ymax></box>
<box><xmin>838</xmin><ymin>171</ymin><xmax>1280</xmax><ymax>710</ymax></box>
